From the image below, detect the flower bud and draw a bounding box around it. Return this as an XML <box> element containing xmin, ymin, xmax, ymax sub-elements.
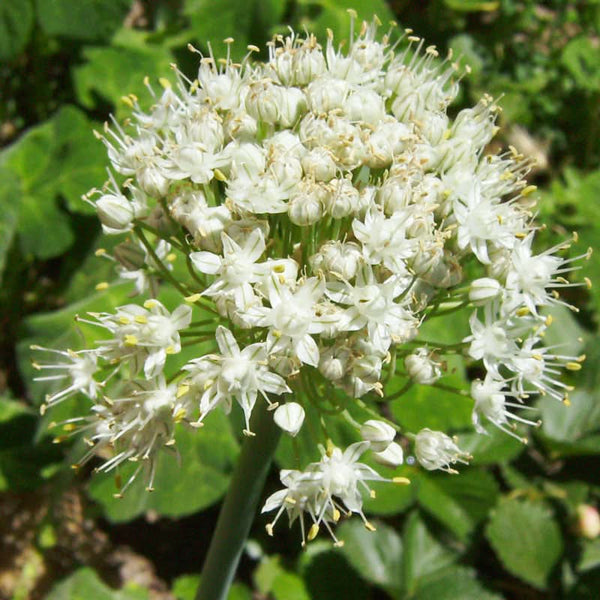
<box><xmin>576</xmin><ymin>505</ymin><xmax>600</xmax><ymax>539</ymax></box>
<box><xmin>373</xmin><ymin>442</ymin><xmax>404</xmax><ymax>467</ymax></box>
<box><xmin>274</xmin><ymin>402</ymin><xmax>305</xmax><ymax>437</ymax></box>
<box><xmin>95</xmin><ymin>193</ymin><xmax>135</xmax><ymax>233</ymax></box>
<box><xmin>469</xmin><ymin>278</ymin><xmax>501</xmax><ymax>306</ymax></box>
<box><xmin>360</xmin><ymin>419</ymin><xmax>395</xmax><ymax>452</ymax></box>
<box><xmin>405</xmin><ymin>349</ymin><xmax>441</xmax><ymax>385</ymax></box>
<box><xmin>319</xmin><ymin>345</ymin><xmax>350</xmax><ymax>381</ymax></box>
<box><xmin>113</xmin><ymin>241</ymin><xmax>146</xmax><ymax>271</ymax></box>
<box><xmin>302</xmin><ymin>148</ymin><xmax>337</xmax><ymax>182</ymax></box>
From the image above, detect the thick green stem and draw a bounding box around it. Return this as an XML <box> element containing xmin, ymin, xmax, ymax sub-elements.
<box><xmin>195</xmin><ymin>404</ymin><xmax>281</xmax><ymax>600</ymax></box>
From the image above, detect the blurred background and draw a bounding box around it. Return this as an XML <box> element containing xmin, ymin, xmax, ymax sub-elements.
<box><xmin>1</xmin><ymin>1</ymin><xmax>599</xmax><ymax>598</ymax></box>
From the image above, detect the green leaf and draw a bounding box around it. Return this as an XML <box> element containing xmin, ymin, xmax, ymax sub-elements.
<box><xmin>415</xmin><ymin>468</ymin><xmax>498</xmax><ymax>541</ymax></box>
<box><xmin>458</xmin><ymin>428</ymin><xmax>524</xmax><ymax>465</ymax></box>
<box><xmin>402</xmin><ymin>512</ymin><xmax>457</xmax><ymax>594</ymax></box>
<box><xmin>296</xmin><ymin>0</ymin><xmax>394</xmax><ymax>44</ymax></box>
<box><xmin>73</xmin><ymin>44</ymin><xmax>174</xmax><ymax>120</ymax></box>
<box><xmin>87</xmin><ymin>409</ymin><xmax>239</xmax><ymax>521</ymax></box>
<box><xmin>443</xmin><ymin>0</ymin><xmax>500</xmax><ymax>11</ymax></box>
<box><xmin>338</xmin><ymin>519</ymin><xmax>403</xmax><ymax>595</ymax></box>
<box><xmin>0</xmin><ymin>106</ymin><xmax>105</xmax><ymax>258</ymax></box>
<box><xmin>184</xmin><ymin>0</ymin><xmax>286</xmax><ymax>61</ymax></box>
<box><xmin>299</xmin><ymin>542</ymin><xmax>369</xmax><ymax>600</ymax></box>
<box><xmin>0</xmin><ymin>0</ymin><xmax>33</xmax><ymax>60</ymax></box>
<box><xmin>540</xmin><ymin>390</ymin><xmax>600</xmax><ymax>445</ymax></box>
<box><xmin>486</xmin><ymin>498</ymin><xmax>563</xmax><ymax>589</ymax></box>
<box><xmin>172</xmin><ymin>574</ymin><xmax>251</xmax><ymax>600</ymax></box>
<box><xmin>0</xmin><ymin>169</ymin><xmax>20</xmax><ymax>278</ymax></box>
<box><xmin>579</xmin><ymin>539</ymin><xmax>600</xmax><ymax>573</ymax></box>
<box><xmin>46</xmin><ymin>567</ymin><xmax>149</xmax><ymax>600</ymax></box>
<box><xmin>412</xmin><ymin>565</ymin><xmax>503</xmax><ymax>600</ymax></box>
<box><xmin>35</xmin><ymin>0</ymin><xmax>132</xmax><ymax>41</ymax></box>
<box><xmin>254</xmin><ymin>556</ymin><xmax>311</xmax><ymax>600</ymax></box>
<box><xmin>562</xmin><ymin>36</ymin><xmax>600</xmax><ymax>92</ymax></box>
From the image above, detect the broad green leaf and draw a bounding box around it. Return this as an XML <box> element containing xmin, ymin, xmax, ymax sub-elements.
<box><xmin>87</xmin><ymin>409</ymin><xmax>239</xmax><ymax>521</ymax></box>
<box><xmin>412</xmin><ymin>565</ymin><xmax>503</xmax><ymax>600</ymax></box>
<box><xmin>172</xmin><ymin>574</ymin><xmax>251</xmax><ymax>600</ymax></box>
<box><xmin>338</xmin><ymin>519</ymin><xmax>403</xmax><ymax>595</ymax></box>
<box><xmin>299</xmin><ymin>542</ymin><xmax>369</xmax><ymax>600</ymax></box>
<box><xmin>35</xmin><ymin>0</ymin><xmax>132</xmax><ymax>41</ymax></box>
<box><xmin>74</xmin><ymin>44</ymin><xmax>174</xmax><ymax>119</ymax></box>
<box><xmin>254</xmin><ymin>556</ymin><xmax>311</xmax><ymax>600</ymax></box>
<box><xmin>579</xmin><ymin>539</ymin><xmax>600</xmax><ymax>573</ymax></box>
<box><xmin>0</xmin><ymin>0</ymin><xmax>33</xmax><ymax>60</ymax></box>
<box><xmin>0</xmin><ymin>106</ymin><xmax>105</xmax><ymax>258</ymax></box>
<box><xmin>0</xmin><ymin>169</ymin><xmax>20</xmax><ymax>278</ymax></box>
<box><xmin>540</xmin><ymin>391</ymin><xmax>600</xmax><ymax>444</ymax></box>
<box><xmin>486</xmin><ymin>498</ymin><xmax>563</xmax><ymax>589</ymax></box>
<box><xmin>402</xmin><ymin>512</ymin><xmax>457</xmax><ymax>594</ymax></box>
<box><xmin>458</xmin><ymin>428</ymin><xmax>524</xmax><ymax>465</ymax></box>
<box><xmin>184</xmin><ymin>0</ymin><xmax>286</xmax><ymax>61</ymax></box>
<box><xmin>46</xmin><ymin>568</ymin><xmax>148</xmax><ymax>600</ymax></box>
<box><xmin>443</xmin><ymin>0</ymin><xmax>499</xmax><ymax>11</ymax></box>
<box><xmin>363</xmin><ymin>466</ymin><xmax>416</xmax><ymax>516</ymax></box>
<box><xmin>448</xmin><ymin>34</ymin><xmax>485</xmax><ymax>77</ymax></box>
<box><xmin>296</xmin><ymin>0</ymin><xmax>395</xmax><ymax>44</ymax></box>
<box><xmin>416</xmin><ymin>468</ymin><xmax>498</xmax><ymax>540</ymax></box>
<box><xmin>562</xmin><ymin>37</ymin><xmax>600</xmax><ymax>92</ymax></box>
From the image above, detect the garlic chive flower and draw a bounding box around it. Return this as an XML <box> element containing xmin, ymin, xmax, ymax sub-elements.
<box><xmin>35</xmin><ymin>14</ymin><xmax>586</xmax><ymax>545</ymax></box>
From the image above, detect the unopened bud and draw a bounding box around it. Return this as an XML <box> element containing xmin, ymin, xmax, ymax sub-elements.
<box><xmin>373</xmin><ymin>441</ymin><xmax>404</xmax><ymax>467</ymax></box>
<box><xmin>360</xmin><ymin>419</ymin><xmax>395</xmax><ymax>452</ymax></box>
<box><xmin>96</xmin><ymin>193</ymin><xmax>135</xmax><ymax>232</ymax></box>
<box><xmin>577</xmin><ymin>504</ymin><xmax>600</xmax><ymax>539</ymax></box>
<box><xmin>469</xmin><ymin>277</ymin><xmax>501</xmax><ymax>306</ymax></box>
<box><xmin>273</xmin><ymin>402</ymin><xmax>305</xmax><ymax>437</ymax></box>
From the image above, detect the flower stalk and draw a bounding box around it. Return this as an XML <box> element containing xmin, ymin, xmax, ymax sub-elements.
<box><xmin>195</xmin><ymin>403</ymin><xmax>281</xmax><ymax>600</ymax></box>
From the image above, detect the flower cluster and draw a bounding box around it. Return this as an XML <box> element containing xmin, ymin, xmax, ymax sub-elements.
<box><xmin>34</xmin><ymin>14</ymin><xmax>587</xmax><ymax>544</ymax></box>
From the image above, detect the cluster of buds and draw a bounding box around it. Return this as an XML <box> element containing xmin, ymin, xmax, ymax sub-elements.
<box><xmin>34</xmin><ymin>13</ymin><xmax>588</xmax><ymax>543</ymax></box>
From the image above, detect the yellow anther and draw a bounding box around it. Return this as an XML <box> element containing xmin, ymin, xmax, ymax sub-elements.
<box><xmin>308</xmin><ymin>524</ymin><xmax>319</xmax><ymax>541</ymax></box>
<box><xmin>266</xmin><ymin>523</ymin><xmax>274</xmax><ymax>536</ymax></box>
<box><xmin>124</xmin><ymin>334</ymin><xmax>138</xmax><ymax>347</ymax></box>
<box><xmin>364</xmin><ymin>521</ymin><xmax>377</xmax><ymax>532</ymax></box>
<box><xmin>95</xmin><ymin>282</ymin><xmax>109</xmax><ymax>291</ymax></box>
<box><xmin>393</xmin><ymin>477</ymin><xmax>411</xmax><ymax>485</ymax></box>
<box><xmin>143</xmin><ymin>299</ymin><xmax>157</xmax><ymax>309</ymax></box>
<box><xmin>166</xmin><ymin>253</ymin><xmax>177</xmax><ymax>262</ymax></box>
<box><xmin>95</xmin><ymin>248</ymin><xmax>107</xmax><ymax>256</ymax></box>
<box><xmin>121</xmin><ymin>95</ymin><xmax>134</xmax><ymax>107</ymax></box>
<box><xmin>333</xmin><ymin>508</ymin><xmax>341</xmax><ymax>522</ymax></box>
<box><xmin>119</xmin><ymin>316</ymin><xmax>131</xmax><ymax>325</ymax></box>
<box><xmin>545</xmin><ymin>314</ymin><xmax>553</xmax><ymax>326</ymax></box>
<box><xmin>214</xmin><ymin>168</ymin><xmax>227</xmax><ymax>182</ymax></box>
<box><xmin>62</xmin><ymin>424</ymin><xmax>77</xmax><ymax>432</ymax></box>
<box><xmin>370</xmin><ymin>490</ymin><xmax>377</xmax><ymax>499</ymax></box>
<box><xmin>516</xmin><ymin>307</ymin><xmax>530</xmax><ymax>317</ymax></box>
<box><xmin>284</xmin><ymin>496</ymin><xmax>297</xmax><ymax>505</ymax></box>
<box><xmin>159</xmin><ymin>77</ymin><xmax>171</xmax><ymax>89</ymax></box>
<box><xmin>566</xmin><ymin>362</ymin><xmax>582</xmax><ymax>371</ymax></box>
<box><xmin>134</xmin><ymin>315</ymin><xmax>148</xmax><ymax>324</ymax></box>
<box><xmin>522</xmin><ymin>185</ymin><xmax>537</xmax><ymax>196</ymax></box>
<box><xmin>165</xmin><ymin>345</ymin><xmax>176</xmax><ymax>355</ymax></box>
<box><xmin>176</xmin><ymin>384</ymin><xmax>190</xmax><ymax>398</ymax></box>
<box><xmin>585</xmin><ymin>277</ymin><xmax>592</xmax><ymax>289</ymax></box>
<box><xmin>185</xmin><ymin>294</ymin><xmax>202</xmax><ymax>303</ymax></box>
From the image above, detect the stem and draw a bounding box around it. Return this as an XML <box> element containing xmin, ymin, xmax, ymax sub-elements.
<box><xmin>195</xmin><ymin>404</ymin><xmax>281</xmax><ymax>600</ymax></box>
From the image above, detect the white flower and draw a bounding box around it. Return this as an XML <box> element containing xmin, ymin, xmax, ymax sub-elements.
<box><xmin>91</xmin><ymin>300</ymin><xmax>192</xmax><ymax>379</ymax></box>
<box><xmin>183</xmin><ymin>326</ymin><xmax>290</xmax><ymax>433</ymax></box>
<box><xmin>273</xmin><ymin>402</ymin><xmax>305</xmax><ymax>436</ymax></box>
<box><xmin>471</xmin><ymin>376</ymin><xmax>538</xmax><ymax>441</ymax></box>
<box><xmin>31</xmin><ymin>346</ymin><xmax>100</xmax><ymax>410</ymax></box>
<box><xmin>415</xmin><ymin>429</ymin><xmax>470</xmax><ymax>473</ymax></box>
<box><xmin>190</xmin><ymin>229</ymin><xmax>266</xmax><ymax>307</ymax></box>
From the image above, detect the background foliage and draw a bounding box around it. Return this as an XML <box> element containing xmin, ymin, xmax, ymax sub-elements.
<box><xmin>1</xmin><ymin>1</ymin><xmax>599</xmax><ymax>598</ymax></box>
